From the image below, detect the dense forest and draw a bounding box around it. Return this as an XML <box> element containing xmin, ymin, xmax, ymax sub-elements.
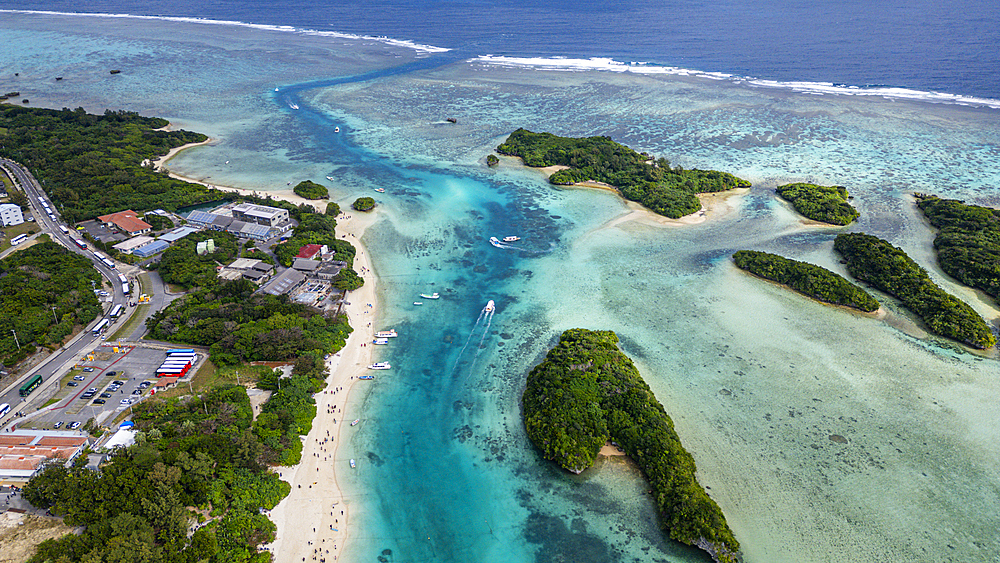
<box><xmin>291</xmin><ymin>180</ymin><xmax>328</xmax><ymax>200</ymax></box>
<box><xmin>23</xmin><ymin>381</ymin><xmax>311</xmax><ymax>563</ymax></box>
<box><xmin>352</xmin><ymin>197</ymin><xmax>375</xmax><ymax>212</ymax></box>
<box><xmin>523</xmin><ymin>329</ymin><xmax>740</xmax><ymax>563</ymax></box>
<box><xmin>733</xmin><ymin>250</ymin><xmax>879</xmax><ymax>312</ymax></box>
<box><xmin>915</xmin><ymin>194</ymin><xmax>1000</xmax><ymax>305</ymax></box>
<box><xmin>834</xmin><ymin>233</ymin><xmax>995</xmax><ymax>349</ymax></box>
<box><xmin>146</xmin><ymin>278</ymin><xmax>352</xmax><ymax>367</ymax></box>
<box><xmin>0</xmin><ymin>105</ymin><xmax>217</xmax><ymax>222</ymax></box>
<box><xmin>775</xmin><ymin>182</ymin><xmax>859</xmax><ymax>225</ymax></box>
<box><xmin>0</xmin><ymin>239</ymin><xmax>102</xmax><ymax>366</ymax></box>
<box><xmin>496</xmin><ymin>128</ymin><xmax>750</xmax><ymax>218</ymax></box>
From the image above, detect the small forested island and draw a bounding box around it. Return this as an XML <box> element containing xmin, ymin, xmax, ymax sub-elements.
<box><xmin>485</xmin><ymin>154</ymin><xmax>499</xmax><ymax>167</ymax></box>
<box><xmin>496</xmin><ymin>128</ymin><xmax>750</xmax><ymax>219</ymax></box>
<box><xmin>352</xmin><ymin>196</ymin><xmax>375</xmax><ymax>211</ymax></box>
<box><xmin>523</xmin><ymin>328</ymin><xmax>740</xmax><ymax>563</ymax></box>
<box><xmin>775</xmin><ymin>182</ymin><xmax>859</xmax><ymax>225</ymax></box>
<box><xmin>834</xmin><ymin>233</ymin><xmax>996</xmax><ymax>349</ymax></box>
<box><xmin>292</xmin><ymin>179</ymin><xmax>329</xmax><ymax>199</ymax></box>
<box><xmin>915</xmin><ymin>194</ymin><xmax>1000</xmax><ymax>305</ymax></box>
<box><xmin>733</xmin><ymin>250</ymin><xmax>879</xmax><ymax>312</ymax></box>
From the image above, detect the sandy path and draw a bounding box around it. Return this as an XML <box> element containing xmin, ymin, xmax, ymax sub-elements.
<box><xmin>265</xmin><ymin>209</ymin><xmax>380</xmax><ymax>563</ymax></box>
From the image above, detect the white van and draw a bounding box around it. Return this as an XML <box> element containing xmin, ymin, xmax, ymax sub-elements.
<box><xmin>0</xmin><ymin>403</ymin><xmax>10</xmax><ymax>417</ymax></box>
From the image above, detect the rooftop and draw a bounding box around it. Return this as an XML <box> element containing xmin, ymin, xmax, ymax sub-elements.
<box><xmin>133</xmin><ymin>239</ymin><xmax>170</xmax><ymax>258</ymax></box>
<box><xmin>292</xmin><ymin>258</ymin><xmax>321</xmax><ymax>272</ymax></box>
<box><xmin>158</xmin><ymin>225</ymin><xmax>201</xmax><ymax>243</ymax></box>
<box><xmin>261</xmin><ymin>268</ymin><xmax>306</xmax><ymax>296</ymax></box>
<box><xmin>112</xmin><ymin>235</ymin><xmax>154</xmax><ymax>252</ymax></box>
<box><xmin>97</xmin><ymin>210</ymin><xmax>153</xmax><ymax>234</ymax></box>
<box><xmin>296</xmin><ymin>243</ymin><xmax>324</xmax><ymax>259</ymax></box>
<box><xmin>229</xmin><ymin>258</ymin><xmax>263</xmax><ymax>270</ymax></box>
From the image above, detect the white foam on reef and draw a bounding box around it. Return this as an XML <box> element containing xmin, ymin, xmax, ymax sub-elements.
<box><xmin>471</xmin><ymin>55</ymin><xmax>1000</xmax><ymax>109</ymax></box>
<box><xmin>0</xmin><ymin>9</ymin><xmax>451</xmax><ymax>54</ymax></box>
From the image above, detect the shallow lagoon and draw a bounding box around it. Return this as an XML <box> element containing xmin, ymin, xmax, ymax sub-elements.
<box><xmin>3</xmin><ymin>11</ymin><xmax>1000</xmax><ymax>562</ymax></box>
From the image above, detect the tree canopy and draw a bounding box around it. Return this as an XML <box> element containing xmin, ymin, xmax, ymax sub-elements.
<box><xmin>834</xmin><ymin>232</ymin><xmax>995</xmax><ymax>349</ymax></box>
<box><xmin>496</xmin><ymin>128</ymin><xmax>750</xmax><ymax>218</ymax></box>
<box><xmin>915</xmin><ymin>194</ymin><xmax>1000</xmax><ymax>305</ymax></box>
<box><xmin>733</xmin><ymin>250</ymin><xmax>879</xmax><ymax>311</ymax></box>
<box><xmin>291</xmin><ymin>180</ymin><xmax>328</xmax><ymax>200</ymax></box>
<box><xmin>0</xmin><ymin>239</ymin><xmax>102</xmax><ymax>365</ymax></box>
<box><xmin>523</xmin><ymin>328</ymin><xmax>740</xmax><ymax>563</ymax></box>
<box><xmin>0</xmin><ymin>105</ymin><xmax>217</xmax><ymax>222</ymax></box>
<box><xmin>775</xmin><ymin>182</ymin><xmax>859</xmax><ymax>225</ymax></box>
<box><xmin>352</xmin><ymin>197</ymin><xmax>375</xmax><ymax>212</ymax></box>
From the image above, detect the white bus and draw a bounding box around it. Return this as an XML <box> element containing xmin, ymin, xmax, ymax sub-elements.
<box><xmin>109</xmin><ymin>304</ymin><xmax>124</xmax><ymax>318</ymax></box>
<box><xmin>59</xmin><ymin>225</ymin><xmax>69</xmax><ymax>234</ymax></box>
<box><xmin>10</xmin><ymin>233</ymin><xmax>28</xmax><ymax>245</ymax></box>
<box><xmin>0</xmin><ymin>403</ymin><xmax>10</xmax><ymax>417</ymax></box>
<box><xmin>92</xmin><ymin>318</ymin><xmax>110</xmax><ymax>336</ymax></box>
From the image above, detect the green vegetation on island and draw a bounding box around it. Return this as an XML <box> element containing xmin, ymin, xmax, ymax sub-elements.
<box><xmin>834</xmin><ymin>232</ymin><xmax>995</xmax><ymax>349</ymax></box>
<box><xmin>292</xmin><ymin>179</ymin><xmax>329</xmax><ymax>200</ymax></box>
<box><xmin>915</xmin><ymin>194</ymin><xmax>1000</xmax><ymax>305</ymax></box>
<box><xmin>523</xmin><ymin>328</ymin><xmax>740</xmax><ymax>563</ymax></box>
<box><xmin>0</xmin><ymin>105</ymin><xmax>217</xmax><ymax>222</ymax></box>
<box><xmin>485</xmin><ymin>154</ymin><xmax>499</xmax><ymax>167</ymax></box>
<box><xmin>496</xmin><ymin>128</ymin><xmax>750</xmax><ymax>219</ymax></box>
<box><xmin>733</xmin><ymin>250</ymin><xmax>879</xmax><ymax>312</ymax></box>
<box><xmin>352</xmin><ymin>196</ymin><xmax>375</xmax><ymax>211</ymax></box>
<box><xmin>775</xmin><ymin>182</ymin><xmax>859</xmax><ymax>225</ymax></box>
<box><xmin>272</xmin><ymin>211</ymin><xmax>357</xmax><ymax>268</ymax></box>
<box><xmin>24</xmin><ymin>382</ymin><xmax>303</xmax><ymax>563</ymax></box>
<box><xmin>146</xmin><ymin>278</ymin><xmax>352</xmax><ymax>368</ymax></box>
<box><xmin>0</xmin><ymin>239</ymin><xmax>102</xmax><ymax>366</ymax></box>
<box><xmin>154</xmin><ymin>230</ymin><xmax>241</xmax><ymax>289</ymax></box>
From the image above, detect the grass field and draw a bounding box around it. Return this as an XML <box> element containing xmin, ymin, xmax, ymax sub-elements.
<box><xmin>0</xmin><ymin>221</ymin><xmax>37</xmax><ymax>252</ymax></box>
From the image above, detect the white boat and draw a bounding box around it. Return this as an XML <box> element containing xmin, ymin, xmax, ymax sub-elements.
<box><xmin>350</xmin><ymin>459</ymin><xmax>356</xmax><ymax>468</ymax></box>
<box><xmin>327</xmin><ymin>176</ymin><xmax>335</xmax><ymax>181</ymax></box>
<box><xmin>419</xmin><ymin>293</ymin><xmax>439</xmax><ymax>299</ymax></box>
<box><xmin>289</xmin><ymin>103</ymin><xmax>299</xmax><ymax>110</ymax></box>
<box><xmin>413</xmin><ymin>301</ymin><xmax>423</xmax><ymax>305</ymax></box>
<box><xmin>373</xmin><ymin>338</ymin><xmax>389</xmax><ymax>345</ymax></box>
<box><xmin>351</xmin><ymin>419</ymin><xmax>360</xmax><ymax>426</ymax></box>
<box><xmin>503</xmin><ymin>236</ymin><xmax>520</xmax><ymax>242</ymax></box>
<box><xmin>367</xmin><ymin>362</ymin><xmax>391</xmax><ymax>370</ymax></box>
<box><xmin>485</xmin><ymin>299</ymin><xmax>495</xmax><ymax>313</ymax></box>
<box><xmin>489</xmin><ymin>237</ymin><xmax>502</xmax><ymax>248</ymax></box>
<box><xmin>375</xmin><ymin>330</ymin><xmax>397</xmax><ymax>338</ymax></box>
<box><xmin>374</xmin><ymin>188</ymin><xmax>385</xmax><ymax>193</ymax></box>
<box><xmin>335</xmin><ymin>126</ymin><xmax>340</xmax><ymax>133</ymax></box>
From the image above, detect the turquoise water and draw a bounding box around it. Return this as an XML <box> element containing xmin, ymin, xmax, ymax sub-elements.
<box><xmin>4</xmin><ymin>12</ymin><xmax>1000</xmax><ymax>563</ymax></box>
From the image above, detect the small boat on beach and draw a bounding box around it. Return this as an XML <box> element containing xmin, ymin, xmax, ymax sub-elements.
<box><xmin>485</xmin><ymin>299</ymin><xmax>495</xmax><ymax>313</ymax></box>
<box><xmin>350</xmin><ymin>459</ymin><xmax>356</xmax><ymax>468</ymax></box>
<box><xmin>351</xmin><ymin>419</ymin><xmax>360</xmax><ymax>426</ymax></box>
<box><xmin>502</xmin><ymin>236</ymin><xmax>520</xmax><ymax>242</ymax></box>
<box><xmin>375</xmin><ymin>329</ymin><xmax>398</xmax><ymax>338</ymax></box>
<box><xmin>489</xmin><ymin>237</ymin><xmax>502</xmax><ymax>248</ymax></box>
<box><xmin>419</xmin><ymin>293</ymin><xmax>439</xmax><ymax>299</ymax></box>
<box><xmin>359</xmin><ymin>375</ymin><xmax>375</xmax><ymax>380</ymax></box>
<box><xmin>367</xmin><ymin>362</ymin><xmax>391</xmax><ymax>370</ymax></box>
<box><xmin>373</xmin><ymin>338</ymin><xmax>389</xmax><ymax>345</ymax></box>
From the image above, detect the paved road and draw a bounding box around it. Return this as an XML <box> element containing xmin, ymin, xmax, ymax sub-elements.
<box><xmin>0</xmin><ymin>159</ymin><xmax>136</xmax><ymax>428</ymax></box>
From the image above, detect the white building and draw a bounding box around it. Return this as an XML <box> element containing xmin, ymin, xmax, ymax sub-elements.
<box><xmin>0</xmin><ymin>203</ymin><xmax>24</xmax><ymax>226</ymax></box>
<box><xmin>231</xmin><ymin>203</ymin><xmax>289</xmax><ymax>227</ymax></box>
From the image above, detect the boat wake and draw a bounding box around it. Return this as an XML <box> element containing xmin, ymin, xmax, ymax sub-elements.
<box><xmin>449</xmin><ymin>300</ymin><xmax>496</xmax><ymax>378</ymax></box>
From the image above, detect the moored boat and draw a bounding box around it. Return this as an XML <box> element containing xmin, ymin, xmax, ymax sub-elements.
<box><xmin>374</xmin><ymin>187</ymin><xmax>385</xmax><ymax>192</ymax></box>
<box><xmin>413</xmin><ymin>302</ymin><xmax>423</xmax><ymax>305</ymax></box>
<box><xmin>359</xmin><ymin>375</ymin><xmax>375</xmax><ymax>380</ymax></box>
<box><xmin>419</xmin><ymin>293</ymin><xmax>439</xmax><ymax>299</ymax></box>
<box><xmin>335</xmin><ymin>126</ymin><xmax>340</xmax><ymax>132</ymax></box>
<box><xmin>375</xmin><ymin>329</ymin><xmax>398</xmax><ymax>338</ymax></box>
<box><xmin>373</xmin><ymin>338</ymin><xmax>389</xmax><ymax>345</ymax></box>
<box><xmin>502</xmin><ymin>236</ymin><xmax>520</xmax><ymax>242</ymax></box>
<box><xmin>351</xmin><ymin>419</ymin><xmax>360</xmax><ymax>426</ymax></box>
<box><xmin>367</xmin><ymin>362</ymin><xmax>391</xmax><ymax>370</ymax></box>
<box><xmin>327</xmin><ymin>176</ymin><xmax>335</xmax><ymax>181</ymax></box>
<box><xmin>350</xmin><ymin>459</ymin><xmax>356</xmax><ymax>468</ymax></box>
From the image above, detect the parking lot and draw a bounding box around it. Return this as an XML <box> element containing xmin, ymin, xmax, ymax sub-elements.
<box><xmin>25</xmin><ymin>346</ymin><xmax>201</xmax><ymax>431</ymax></box>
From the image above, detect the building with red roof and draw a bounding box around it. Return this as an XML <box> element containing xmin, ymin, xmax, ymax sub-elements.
<box><xmin>295</xmin><ymin>243</ymin><xmax>324</xmax><ymax>260</ymax></box>
<box><xmin>97</xmin><ymin>209</ymin><xmax>153</xmax><ymax>236</ymax></box>
<box><xmin>0</xmin><ymin>432</ymin><xmax>90</xmax><ymax>483</ymax></box>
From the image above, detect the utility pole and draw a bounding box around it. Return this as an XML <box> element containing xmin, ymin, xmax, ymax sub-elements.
<box><xmin>10</xmin><ymin>330</ymin><xmax>19</xmax><ymax>351</ymax></box>
<box><xmin>51</xmin><ymin>306</ymin><xmax>58</xmax><ymax>323</ymax></box>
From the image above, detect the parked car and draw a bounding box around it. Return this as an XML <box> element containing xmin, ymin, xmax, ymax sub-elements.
<box><xmin>106</xmin><ymin>371</ymin><xmax>117</xmax><ymax>377</ymax></box>
<box><xmin>92</xmin><ymin>399</ymin><xmax>106</xmax><ymax>405</ymax></box>
<box><xmin>66</xmin><ymin>381</ymin><xmax>78</xmax><ymax>387</ymax></box>
<box><xmin>119</xmin><ymin>399</ymin><xmax>131</xmax><ymax>406</ymax></box>
<box><xmin>131</xmin><ymin>389</ymin><xmax>142</xmax><ymax>395</ymax></box>
<box><xmin>87</xmin><ymin>387</ymin><xmax>98</xmax><ymax>393</ymax></box>
<box><xmin>73</xmin><ymin>375</ymin><xmax>85</xmax><ymax>381</ymax></box>
<box><xmin>138</xmin><ymin>381</ymin><xmax>151</xmax><ymax>389</ymax></box>
<box><xmin>82</xmin><ymin>367</ymin><xmax>94</xmax><ymax>372</ymax></box>
<box><xmin>99</xmin><ymin>392</ymin><xmax>112</xmax><ymax>399</ymax></box>
<box><xmin>68</xmin><ymin>421</ymin><xmax>81</xmax><ymax>429</ymax></box>
<box><xmin>112</xmin><ymin>380</ymin><xmax>125</xmax><ymax>386</ymax></box>
<box><xmin>53</xmin><ymin>421</ymin><xmax>64</xmax><ymax>429</ymax></box>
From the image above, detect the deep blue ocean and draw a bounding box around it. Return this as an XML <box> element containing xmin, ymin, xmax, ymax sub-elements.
<box><xmin>3</xmin><ymin>0</ymin><xmax>999</xmax><ymax>98</ymax></box>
